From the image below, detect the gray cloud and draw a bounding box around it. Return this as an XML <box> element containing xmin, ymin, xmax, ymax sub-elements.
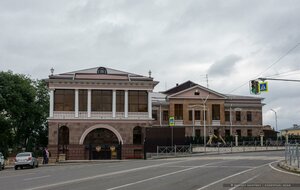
<box><xmin>208</xmin><ymin>55</ymin><xmax>242</xmax><ymax>77</ymax></box>
<box><xmin>0</xmin><ymin>0</ymin><xmax>300</xmax><ymax>129</ymax></box>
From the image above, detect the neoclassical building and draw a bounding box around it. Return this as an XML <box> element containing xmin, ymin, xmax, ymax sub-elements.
<box><xmin>152</xmin><ymin>81</ymin><xmax>264</xmax><ymax>140</ymax></box>
<box><xmin>46</xmin><ymin>67</ymin><xmax>266</xmax><ymax>160</ymax></box>
<box><xmin>46</xmin><ymin>67</ymin><xmax>158</xmax><ymax>160</ymax></box>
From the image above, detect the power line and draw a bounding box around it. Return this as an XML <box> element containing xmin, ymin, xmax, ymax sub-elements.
<box><xmin>227</xmin><ymin>42</ymin><xmax>300</xmax><ymax>94</ymax></box>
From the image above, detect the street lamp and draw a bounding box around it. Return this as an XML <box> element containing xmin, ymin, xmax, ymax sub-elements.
<box><xmin>270</xmin><ymin>109</ymin><xmax>278</xmax><ymax>132</ymax></box>
<box><xmin>201</xmin><ymin>94</ymin><xmax>209</xmax><ymax>147</ymax></box>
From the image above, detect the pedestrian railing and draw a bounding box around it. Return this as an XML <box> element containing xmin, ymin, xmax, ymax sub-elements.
<box><xmin>285</xmin><ymin>144</ymin><xmax>300</xmax><ymax>168</ymax></box>
<box><xmin>156</xmin><ymin>145</ymin><xmax>192</xmax><ymax>157</ymax></box>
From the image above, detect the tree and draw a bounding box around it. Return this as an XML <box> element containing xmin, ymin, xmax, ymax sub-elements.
<box><xmin>0</xmin><ymin>71</ymin><xmax>49</xmax><ymax>156</ymax></box>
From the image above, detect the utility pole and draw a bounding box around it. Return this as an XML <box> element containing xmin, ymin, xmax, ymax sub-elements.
<box><xmin>258</xmin><ymin>78</ymin><xmax>300</xmax><ymax>82</ymax></box>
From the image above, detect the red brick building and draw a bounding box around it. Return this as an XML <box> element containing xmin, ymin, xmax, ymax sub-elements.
<box><xmin>46</xmin><ymin>68</ymin><xmax>265</xmax><ymax>160</ymax></box>
<box><xmin>152</xmin><ymin>81</ymin><xmax>264</xmax><ymax>140</ymax></box>
<box><xmin>46</xmin><ymin>67</ymin><xmax>158</xmax><ymax>160</ymax></box>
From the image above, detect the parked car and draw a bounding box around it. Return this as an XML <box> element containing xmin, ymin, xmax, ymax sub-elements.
<box><xmin>0</xmin><ymin>152</ymin><xmax>4</xmax><ymax>171</ymax></box>
<box><xmin>14</xmin><ymin>152</ymin><xmax>39</xmax><ymax>170</ymax></box>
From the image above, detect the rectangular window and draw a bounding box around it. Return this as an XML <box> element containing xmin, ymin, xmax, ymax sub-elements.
<box><xmin>247</xmin><ymin>111</ymin><xmax>252</xmax><ymax>122</ymax></box>
<box><xmin>236</xmin><ymin>111</ymin><xmax>241</xmax><ymax>121</ymax></box>
<box><xmin>195</xmin><ymin>110</ymin><xmax>201</xmax><ymax>120</ymax></box>
<box><xmin>189</xmin><ymin>110</ymin><xmax>192</xmax><ymax>121</ymax></box>
<box><xmin>163</xmin><ymin>110</ymin><xmax>169</xmax><ymax>121</ymax></box>
<box><xmin>236</xmin><ymin>129</ymin><xmax>241</xmax><ymax>136</ymax></box>
<box><xmin>116</xmin><ymin>90</ymin><xmax>124</xmax><ymax>112</ymax></box>
<box><xmin>152</xmin><ymin>110</ymin><xmax>158</xmax><ymax>120</ymax></box>
<box><xmin>247</xmin><ymin>129</ymin><xmax>252</xmax><ymax>137</ymax></box>
<box><xmin>174</xmin><ymin>104</ymin><xmax>183</xmax><ymax>120</ymax></box>
<box><xmin>91</xmin><ymin>90</ymin><xmax>112</xmax><ymax>111</ymax></box>
<box><xmin>79</xmin><ymin>89</ymin><xmax>87</xmax><ymax>111</ymax></box>
<box><xmin>212</xmin><ymin>104</ymin><xmax>220</xmax><ymax>120</ymax></box>
<box><xmin>129</xmin><ymin>91</ymin><xmax>148</xmax><ymax>112</ymax></box>
<box><xmin>225</xmin><ymin>129</ymin><xmax>230</xmax><ymax>137</ymax></box>
<box><xmin>195</xmin><ymin>129</ymin><xmax>201</xmax><ymax>137</ymax></box>
<box><xmin>225</xmin><ymin>111</ymin><xmax>230</xmax><ymax>122</ymax></box>
<box><xmin>54</xmin><ymin>89</ymin><xmax>75</xmax><ymax>111</ymax></box>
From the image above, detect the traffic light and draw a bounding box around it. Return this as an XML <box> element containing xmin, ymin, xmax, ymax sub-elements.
<box><xmin>250</xmin><ymin>80</ymin><xmax>260</xmax><ymax>95</ymax></box>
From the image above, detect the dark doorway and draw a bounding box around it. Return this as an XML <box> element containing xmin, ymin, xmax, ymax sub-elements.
<box><xmin>58</xmin><ymin>126</ymin><xmax>69</xmax><ymax>159</ymax></box>
<box><xmin>83</xmin><ymin>128</ymin><xmax>120</xmax><ymax>160</ymax></box>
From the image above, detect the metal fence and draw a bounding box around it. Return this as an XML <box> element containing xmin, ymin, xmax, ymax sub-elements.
<box><xmin>285</xmin><ymin>144</ymin><xmax>300</xmax><ymax>168</ymax></box>
<box><xmin>156</xmin><ymin>145</ymin><xmax>192</xmax><ymax>156</ymax></box>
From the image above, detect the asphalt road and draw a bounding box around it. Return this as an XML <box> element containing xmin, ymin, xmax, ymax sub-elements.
<box><xmin>0</xmin><ymin>151</ymin><xmax>299</xmax><ymax>190</ymax></box>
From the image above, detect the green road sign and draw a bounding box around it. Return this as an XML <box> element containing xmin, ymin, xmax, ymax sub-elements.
<box><xmin>169</xmin><ymin>116</ymin><xmax>175</xmax><ymax>127</ymax></box>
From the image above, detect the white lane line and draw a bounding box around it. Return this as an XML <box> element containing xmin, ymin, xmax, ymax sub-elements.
<box><xmin>269</xmin><ymin>162</ymin><xmax>300</xmax><ymax>176</ymax></box>
<box><xmin>0</xmin><ymin>173</ymin><xmax>35</xmax><ymax>179</ymax></box>
<box><xmin>24</xmin><ymin>175</ymin><xmax>51</xmax><ymax>181</ymax></box>
<box><xmin>106</xmin><ymin>160</ymin><xmax>229</xmax><ymax>190</ymax></box>
<box><xmin>24</xmin><ymin>160</ymin><xmax>187</xmax><ymax>190</ymax></box>
<box><xmin>196</xmin><ymin>160</ymin><xmax>279</xmax><ymax>190</ymax></box>
<box><xmin>228</xmin><ymin>174</ymin><xmax>260</xmax><ymax>190</ymax></box>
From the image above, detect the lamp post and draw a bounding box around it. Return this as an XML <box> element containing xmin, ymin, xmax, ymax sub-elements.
<box><xmin>201</xmin><ymin>94</ymin><xmax>209</xmax><ymax>147</ymax></box>
<box><xmin>270</xmin><ymin>109</ymin><xmax>278</xmax><ymax>131</ymax></box>
<box><xmin>270</xmin><ymin>109</ymin><xmax>278</xmax><ymax>141</ymax></box>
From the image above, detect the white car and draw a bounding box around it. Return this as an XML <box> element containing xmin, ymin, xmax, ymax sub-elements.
<box><xmin>14</xmin><ymin>152</ymin><xmax>39</xmax><ymax>170</ymax></box>
<box><xmin>0</xmin><ymin>152</ymin><xmax>4</xmax><ymax>171</ymax></box>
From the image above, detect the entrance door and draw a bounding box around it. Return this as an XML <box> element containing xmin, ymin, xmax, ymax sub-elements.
<box><xmin>83</xmin><ymin>128</ymin><xmax>120</xmax><ymax>160</ymax></box>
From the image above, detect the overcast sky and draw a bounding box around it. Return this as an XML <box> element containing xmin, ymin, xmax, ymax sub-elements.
<box><xmin>1</xmin><ymin>0</ymin><xmax>299</xmax><ymax>131</ymax></box>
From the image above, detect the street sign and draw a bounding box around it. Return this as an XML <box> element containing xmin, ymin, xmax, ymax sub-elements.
<box><xmin>259</xmin><ymin>82</ymin><xmax>268</xmax><ymax>92</ymax></box>
<box><xmin>169</xmin><ymin>116</ymin><xmax>175</xmax><ymax>127</ymax></box>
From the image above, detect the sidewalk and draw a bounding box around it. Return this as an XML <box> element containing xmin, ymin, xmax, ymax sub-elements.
<box><xmin>278</xmin><ymin>161</ymin><xmax>300</xmax><ymax>174</ymax></box>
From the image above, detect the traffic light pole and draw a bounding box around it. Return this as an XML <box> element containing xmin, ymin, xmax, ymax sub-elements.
<box><xmin>258</xmin><ymin>78</ymin><xmax>300</xmax><ymax>82</ymax></box>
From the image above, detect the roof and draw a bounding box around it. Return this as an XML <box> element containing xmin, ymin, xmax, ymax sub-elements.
<box><xmin>48</xmin><ymin>66</ymin><xmax>156</xmax><ymax>82</ymax></box>
<box><xmin>280</xmin><ymin>125</ymin><xmax>300</xmax><ymax>131</ymax></box>
<box><xmin>162</xmin><ymin>81</ymin><xmax>197</xmax><ymax>95</ymax></box>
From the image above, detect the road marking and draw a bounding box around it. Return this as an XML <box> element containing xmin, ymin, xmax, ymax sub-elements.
<box><xmin>106</xmin><ymin>160</ymin><xmax>229</xmax><ymax>190</ymax></box>
<box><xmin>196</xmin><ymin>160</ymin><xmax>279</xmax><ymax>190</ymax></box>
<box><xmin>269</xmin><ymin>162</ymin><xmax>300</xmax><ymax>176</ymax></box>
<box><xmin>24</xmin><ymin>175</ymin><xmax>50</xmax><ymax>181</ymax></box>
<box><xmin>228</xmin><ymin>174</ymin><xmax>260</xmax><ymax>190</ymax></box>
<box><xmin>24</xmin><ymin>160</ymin><xmax>188</xmax><ymax>190</ymax></box>
<box><xmin>0</xmin><ymin>173</ymin><xmax>35</xmax><ymax>179</ymax></box>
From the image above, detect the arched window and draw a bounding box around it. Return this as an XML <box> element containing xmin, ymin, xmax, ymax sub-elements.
<box><xmin>58</xmin><ymin>126</ymin><xmax>69</xmax><ymax>145</ymax></box>
<box><xmin>97</xmin><ymin>67</ymin><xmax>107</xmax><ymax>74</ymax></box>
<box><xmin>133</xmin><ymin>126</ymin><xmax>142</xmax><ymax>144</ymax></box>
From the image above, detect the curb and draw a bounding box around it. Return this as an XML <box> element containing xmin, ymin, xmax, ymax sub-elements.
<box><xmin>278</xmin><ymin>161</ymin><xmax>300</xmax><ymax>174</ymax></box>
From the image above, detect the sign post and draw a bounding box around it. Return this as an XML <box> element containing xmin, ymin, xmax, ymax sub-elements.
<box><xmin>169</xmin><ymin>116</ymin><xmax>175</xmax><ymax>147</ymax></box>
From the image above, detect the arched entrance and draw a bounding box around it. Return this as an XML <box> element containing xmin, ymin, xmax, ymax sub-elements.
<box><xmin>82</xmin><ymin>126</ymin><xmax>122</xmax><ymax>160</ymax></box>
<box><xmin>58</xmin><ymin>126</ymin><xmax>69</xmax><ymax>159</ymax></box>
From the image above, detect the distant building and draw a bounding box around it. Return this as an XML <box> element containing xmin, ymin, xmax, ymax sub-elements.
<box><xmin>280</xmin><ymin>124</ymin><xmax>300</xmax><ymax>136</ymax></box>
<box><xmin>152</xmin><ymin>81</ymin><xmax>264</xmax><ymax>138</ymax></box>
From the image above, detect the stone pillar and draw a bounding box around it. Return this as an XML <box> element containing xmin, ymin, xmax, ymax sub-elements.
<box><xmin>87</xmin><ymin>89</ymin><xmax>91</xmax><ymax>118</ymax></box>
<box><xmin>148</xmin><ymin>91</ymin><xmax>152</xmax><ymax>119</ymax></box>
<box><xmin>125</xmin><ymin>90</ymin><xmax>128</xmax><ymax>118</ymax></box>
<box><xmin>49</xmin><ymin>89</ymin><xmax>54</xmax><ymax>118</ymax></box>
<box><xmin>112</xmin><ymin>90</ymin><xmax>116</xmax><ymax>118</ymax></box>
<box><xmin>260</xmin><ymin>134</ymin><xmax>264</xmax><ymax>146</ymax></box>
<box><xmin>285</xmin><ymin>134</ymin><xmax>289</xmax><ymax>145</ymax></box>
<box><xmin>235</xmin><ymin>135</ymin><xmax>238</xmax><ymax>146</ymax></box>
<box><xmin>75</xmin><ymin>89</ymin><xmax>79</xmax><ymax>118</ymax></box>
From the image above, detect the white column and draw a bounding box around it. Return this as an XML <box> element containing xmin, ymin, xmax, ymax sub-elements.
<box><xmin>125</xmin><ymin>90</ymin><xmax>128</xmax><ymax>118</ymax></box>
<box><xmin>75</xmin><ymin>89</ymin><xmax>79</xmax><ymax>118</ymax></box>
<box><xmin>148</xmin><ymin>91</ymin><xmax>152</xmax><ymax>119</ymax></box>
<box><xmin>88</xmin><ymin>89</ymin><xmax>91</xmax><ymax>118</ymax></box>
<box><xmin>49</xmin><ymin>89</ymin><xmax>54</xmax><ymax>118</ymax></box>
<box><xmin>112</xmin><ymin>90</ymin><xmax>116</xmax><ymax>118</ymax></box>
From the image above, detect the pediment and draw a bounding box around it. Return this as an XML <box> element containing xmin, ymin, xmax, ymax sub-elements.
<box><xmin>168</xmin><ymin>85</ymin><xmax>226</xmax><ymax>99</ymax></box>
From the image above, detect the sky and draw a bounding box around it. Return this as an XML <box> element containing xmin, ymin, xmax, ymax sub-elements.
<box><xmin>1</xmin><ymin>0</ymin><xmax>300</xmax><ymax>131</ymax></box>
